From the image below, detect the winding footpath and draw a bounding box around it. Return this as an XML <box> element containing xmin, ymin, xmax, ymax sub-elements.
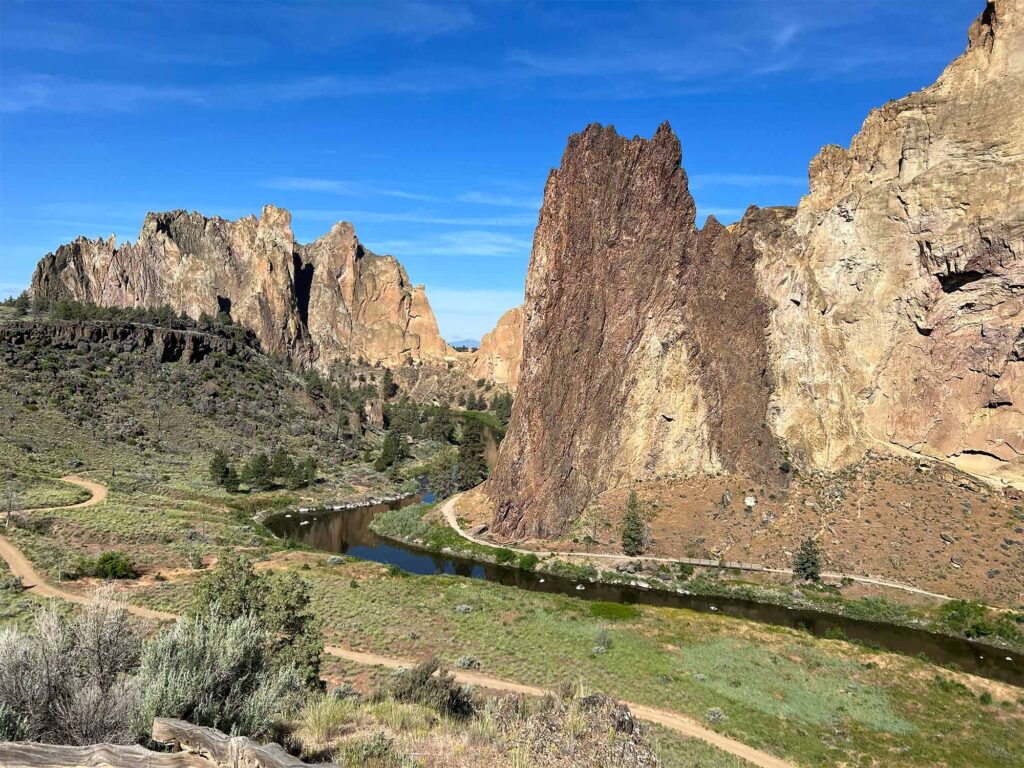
<box><xmin>0</xmin><ymin>474</ymin><xmax>792</xmax><ymax>768</ymax></box>
<box><xmin>439</xmin><ymin>494</ymin><xmax>964</xmax><ymax>604</ymax></box>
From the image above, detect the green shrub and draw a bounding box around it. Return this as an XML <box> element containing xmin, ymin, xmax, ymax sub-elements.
<box><xmin>92</xmin><ymin>551</ymin><xmax>139</xmax><ymax>579</ymax></box>
<box><xmin>936</xmin><ymin>600</ymin><xmax>997</xmax><ymax>638</ymax></box>
<box><xmin>518</xmin><ymin>553</ymin><xmax>539</xmax><ymax>571</ymax></box>
<box><xmin>494</xmin><ymin>547</ymin><xmax>517</xmax><ymax>564</ymax></box>
<box><xmin>191</xmin><ymin>555</ymin><xmax>324</xmax><ymax>690</ymax></box>
<box><xmin>72</xmin><ymin>551</ymin><xmax>138</xmax><ymax>580</ymax></box>
<box><xmin>138</xmin><ymin>611</ymin><xmax>305</xmax><ymax>738</ymax></box>
<box><xmin>383</xmin><ymin>658</ymin><xmax>474</xmax><ymax>719</ymax></box>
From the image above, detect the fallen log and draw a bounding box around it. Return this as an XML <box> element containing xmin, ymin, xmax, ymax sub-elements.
<box><xmin>152</xmin><ymin>719</ymin><xmax>339</xmax><ymax>768</ymax></box>
<box><xmin>1</xmin><ymin>719</ymin><xmax>340</xmax><ymax>768</ymax></box>
<box><xmin>0</xmin><ymin>741</ymin><xmax>209</xmax><ymax>768</ymax></box>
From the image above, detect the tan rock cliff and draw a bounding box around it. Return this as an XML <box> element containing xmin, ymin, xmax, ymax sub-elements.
<box><xmin>487</xmin><ymin>0</ymin><xmax>1024</xmax><ymax>536</ymax></box>
<box><xmin>30</xmin><ymin>206</ymin><xmax>452</xmax><ymax>368</ymax></box>
<box><xmin>471</xmin><ymin>306</ymin><xmax>525</xmax><ymax>392</ymax></box>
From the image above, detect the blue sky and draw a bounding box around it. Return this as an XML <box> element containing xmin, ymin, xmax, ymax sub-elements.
<box><xmin>0</xmin><ymin>0</ymin><xmax>981</xmax><ymax>340</ymax></box>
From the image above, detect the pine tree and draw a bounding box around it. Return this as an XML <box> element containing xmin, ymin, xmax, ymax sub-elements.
<box><xmin>269</xmin><ymin>447</ymin><xmax>294</xmax><ymax>482</ymax></box>
<box><xmin>490</xmin><ymin>392</ymin><xmax>513</xmax><ymax>425</ymax></box>
<box><xmin>209</xmin><ymin>450</ymin><xmax>230</xmax><ymax>485</ymax></box>
<box><xmin>380</xmin><ymin>368</ymin><xmax>398</xmax><ymax>400</ymax></box>
<box><xmin>241</xmin><ymin>453</ymin><xmax>273</xmax><ymax>491</ymax></box>
<box><xmin>374</xmin><ymin>431</ymin><xmax>404</xmax><ymax>472</ymax></box>
<box><xmin>793</xmin><ymin>538</ymin><xmax>823</xmax><ymax>582</ymax></box>
<box><xmin>456</xmin><ymin>421</ymin><xmax>487</xmax><ymax>488</ymax></box>
<box><xmin>621</xmin><ymin>491</ymin><xmax>646</xmax><ymax>556</ymax></box>
<box><xmin>223</xmin><ymin>465</ymin><xmax>241</xmax><ymax>493</ymax></box>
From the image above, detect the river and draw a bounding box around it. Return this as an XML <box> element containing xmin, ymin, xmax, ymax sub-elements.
<box><xmin>265</xmin><ymin>494</ymin><xmax>1022</xmax><ymax>687</ymax></box>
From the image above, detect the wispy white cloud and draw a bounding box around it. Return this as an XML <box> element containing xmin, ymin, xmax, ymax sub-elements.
<box><xmin>0</xmin><ymin>283</ymin><xmax>28</xmax><ymax>299</ymax></box>
<box><xmin>263</xmin><ymin>177</ymin><xmax>435</xmax><ymax>201</ymax></box>
<box><xmin>369</xmin><ymin>231</ymin><xmax>532</xmax><ymax>259</ymax></box>
<box><xmin>0</xmin><ymin>74</ymin><xmax>206</xmax><ymax>113</ymax></box>
<box><xmin>293</xmin><ymin>209</ymin><xmax>536</xmax><ymax>227</ymax></box>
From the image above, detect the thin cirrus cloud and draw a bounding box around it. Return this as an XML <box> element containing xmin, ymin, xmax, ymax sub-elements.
<box><xmin>368</xmin><ymin>231</ymin><xmax>532</xmax><ymax>259</ymax></box>
<box><xmin>266</xmin><ymin>179</ymin><xmax>538</xmax><ymax>209</ymax></box>
<box><xmin>263</xmin><ymin>177</ymin><xmax>436</xmax><ymax>202</ymax></box>
<box><xmin>0</xmin><ymin>283</ymin><xmax>28</xmax><ymax>299</ymax></box>
<box><xmin>292</xmin><ymin>209</ymin><xmax>536</xmax><ymax>228</ymax></box>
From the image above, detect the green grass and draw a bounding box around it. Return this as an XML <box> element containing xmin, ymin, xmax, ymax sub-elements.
<box><xmin>677</xmin><ymin>638</ymin><xmax>912</xmax><ymax>734</ymax></box>
<box><xmin>293</xmin><ymin>560</ymin><xmax>1024</xmax><ymax>768</ymax></box>
<box><xmin>589</xmin><ymin>601</ymin><xmax>640</xmax><ymax>621</ymax></box>
<box><xmin>649</xmin><ymin>725</ymin><xmax>757</xmax><ymax>767</ymax></box>
<box><xmin>2</xmin><ymin>476</ymin><xmax>91</xmax><ymax>510</ymax></box>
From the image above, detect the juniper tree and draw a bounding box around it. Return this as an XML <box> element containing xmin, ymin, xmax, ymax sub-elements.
<box><xmin>793</xmin><ymin>538</ymin><xmax>823</xmax><ymax>582</ymax></box>
<box><xmin>621</xmin><ymin>492</ymin><xmax>646</xmax><ymax>557</ymax></box>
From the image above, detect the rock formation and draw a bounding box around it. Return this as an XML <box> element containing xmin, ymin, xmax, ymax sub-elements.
<box><xmin>1</xmin><ymin>319</ymin><xmax>251</xmax><ymax>367</ymax></box>
<box><xmin>30</xmin><ymin>206</ymin><xmax>451</xmax><ymax>368</ymax></box>
<box><xmin>488</xmin><ymin>0</ymin><xmax>1023</xmax><ymax>537</ymax></box>
<box><xmin>471</xmin><ymin>305</ymin><xmax>525</xmax><ymax>392</ymax></box>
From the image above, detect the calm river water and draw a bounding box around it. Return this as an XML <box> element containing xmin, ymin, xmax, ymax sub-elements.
<box><xmin>266</xmin><ymin>495</ymin><xmax>1022</xmax><ymax>687</ymax></box>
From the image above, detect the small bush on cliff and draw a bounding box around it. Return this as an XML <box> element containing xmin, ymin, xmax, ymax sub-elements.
<box><xmin>793</xmin><ymin>538</ymin><xmax>823</xmax><ymax>582</ymax></box>
<box><xmin>621</xmin><ymin>492</ymin><xmax>646</xmax><ymax>557</ymax></box>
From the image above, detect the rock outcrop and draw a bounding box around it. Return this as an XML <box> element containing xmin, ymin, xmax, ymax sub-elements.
<box><xmin>30</xmin><ymin>206</ymin><xmax>452</xmax><ymax>368</ymax></box>
<box><xmin>1</xmin><ymin>319</ymin><xmax>250</xmax><ymax>366</ymax></box>
<box><xmin>471</xmin><ymin>305</ymin><xmax>525</xmax><ymax>392</ymax></box>
<box><xmin>487</xmin><ymin>0</ymin><xmax>1023</xmax><ymax>536</ymax></box>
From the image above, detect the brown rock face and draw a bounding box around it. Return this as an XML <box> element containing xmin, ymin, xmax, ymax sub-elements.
<box><xmin>487</xmin><ymin>124</ymin><xmax>782</xmax><ymax>537</ymax></box>
<box><xmin>488</xmin><ymin>0</ymin><xmax>1024</xmax><ymax>537</ymax></box>
<box><xmin>30</xmin><ymin>206</ymin><xmax>451</xmax><ymax>368</ymax></box>
<box><xmin>471</xmin><ymin>305</ymin><xmax>525</xmax><ymax>392</ymax></box>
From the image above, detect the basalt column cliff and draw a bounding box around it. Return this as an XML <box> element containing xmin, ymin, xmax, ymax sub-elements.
<box><xmin>487</xmin><ymin>0</ymin><xmax>1023</xmax><ymax>537</ymax></box>
<box><xmin>30</xmin><ymin>206</ymin><xmax>451</xmax><ymax>368</ymax></box>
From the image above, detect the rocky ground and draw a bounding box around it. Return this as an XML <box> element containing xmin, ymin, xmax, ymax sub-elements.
<box><xmin>462</xmin><ymin>453</ymin><xmax>1024</xmax><ymax>607</ymax></box>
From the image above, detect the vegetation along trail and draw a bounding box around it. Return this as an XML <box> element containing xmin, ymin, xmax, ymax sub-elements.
<box><xmin>0</xmin><ymin>474</ymin><xmax>794</xmax><ymax>768</ymax></box>
<box><xmin>439</xmin><ymin>494</ymin><xmax>966</xmax><ymax>603</ymax></box>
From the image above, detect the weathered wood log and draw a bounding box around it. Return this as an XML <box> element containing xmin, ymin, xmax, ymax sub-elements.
<box><xmin>151</xmin><ymin>719</ymin><xmax>339</xmax><ymax>768</ymax></box>
<box><xmin>0</xmin><ymin>741</ymin><xmax>209</xmax><ymax>767</ymax></box>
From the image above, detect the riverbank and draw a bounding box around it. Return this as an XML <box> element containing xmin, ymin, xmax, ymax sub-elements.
<box><xmin>369</xmin><ymin>500</ymin><xmax>1024</xmax><ymax>661</ymax></box>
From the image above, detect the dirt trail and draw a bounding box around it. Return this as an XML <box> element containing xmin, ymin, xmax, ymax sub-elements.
<box><xmin>0</xmin><ymin>475</ymin><xmax>793</xmax><ymax>768</ymax></box>
<box><xmin>59</xmin><ymin>474</ymin><xmax>109</xmax><ymax>507</ymax></box>
<box><xmin>326</xmin><ymin>646</ymin><xmax>792</xmax><ymax>768</ymax></box>
<box><xmin>440</xmin><ymin>494</ymin><xmax>961</xmax><ymax>603</ymax></box>
<box><xmin>0</xmin><ymin>475</ymin><xmax>175</xmax><ymax>621</ymax></box>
